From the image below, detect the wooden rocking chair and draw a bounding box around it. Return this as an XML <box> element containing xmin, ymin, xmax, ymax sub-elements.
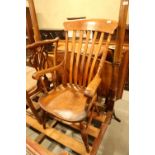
<box><xmin>32</xmin><ymin>19</ymin><xmax>118</xmax><ymax>152</ymax></box>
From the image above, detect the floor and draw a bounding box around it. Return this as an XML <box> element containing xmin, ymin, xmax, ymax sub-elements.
<box><xmin>97</xmin><ymin>91</ymin><xmax>129</xmax><ymax>155</ymax></box>
<box><xmin>26</xmin><ymin>91</ymin><xmax>129</xmax><ymax>155</ymax></box>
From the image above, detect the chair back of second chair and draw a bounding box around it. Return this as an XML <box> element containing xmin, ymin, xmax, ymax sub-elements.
<box><xmin>26</xmin><ymin>38</ymin><xmax>59</xmax><ymax>71</ymax></box>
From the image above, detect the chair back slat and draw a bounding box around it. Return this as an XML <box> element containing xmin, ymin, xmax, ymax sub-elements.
<box><xmin>83</xmin><ymin>31</ymin><xmax>98</xmax><ymax>87</ymax></box>
<box><xmin>79</xmin><ymin>30</ymin><xmax>91</xmax><ymax>86</ymax></box>
<box><xmin>63</xmin><ymin>32</ymin><xmax>69</xmax><ymax>85</ymax></box>
<box><xmin>97</xmin><ymin>34</ymin><xmax>112</xmax><ymax>75</ymax></box>
<box><xmin>74</xmin><ymin>31</ymin><xmax>83</xmax><ymax>85</ymax></box>
<box><xmin>69</xmin><ymin>31</ymin><xmax>76</xmax><ymax>84</ymax></box>
<box><xmin>88</xmin><ymin>32</ymin><xmax>104</xmax><ymax>83</ymax></box>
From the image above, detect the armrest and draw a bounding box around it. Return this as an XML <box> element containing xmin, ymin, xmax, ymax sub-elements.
<box><xmin>26</xmin><ymin>37</ymin><xmax>59</xmax><ymax>49</ymax></box>
<box><xmin>32</xmin><ymin>62</ymin><xmax>63</xmax><ymax>80</ymax></box>
<box><xmin>84</xmin><ymin>75</ymin><xmax>101</xmax><ymax>98</ymax></box>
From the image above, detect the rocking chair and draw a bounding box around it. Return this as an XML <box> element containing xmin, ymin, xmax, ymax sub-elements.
<box><xmin>32</xmin><ymin>19</ymin><xmax>118</xmax><ymax>152</ymax></box>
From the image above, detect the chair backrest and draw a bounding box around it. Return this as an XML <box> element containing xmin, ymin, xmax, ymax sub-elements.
<box><xmin>63</xmin><ymin>19</ymin><xmax>118</xmax><ymax>87</ymax></box>
<box><xmin>26</xmin><ymin>38</ymin><xmax>59</xmax><ymax>71</ymax></box>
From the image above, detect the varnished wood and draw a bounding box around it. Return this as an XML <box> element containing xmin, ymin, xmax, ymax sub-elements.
<box><xmin>105</xmin><ymin>0</ymin><xmax>129</xmax><ymax>111</ymax></box>
<box><xmin>83</xmin><ymin>31</ymin><xmax>98</xmax><ymax>87</ymax></box>
<box><xmin>63</xmin><ymin>32</ymin><xmax>69</xmax><ymax>86</ymax></box>
<box><xmin>79</xmin><ymin>31</ymin><xmax>91</xmax><ymax>86</ymax></box>
<box><xmin>97</xmin><ymin>34</ymin><xmax>112</xmax><ymax>75</ymax></box>
<box><xmin>32</xmin><ymin>62</ymin><xmax>64</xmax><ymax>80</ymax></box>
<box><xmin>88</xmin><ymin>32</ymin><xmax>104</xmax><ymax>83</ymax></box>
<box><xmin>26</xmin><ymin>115</ymin><xmax>91</xmax><ymax>155</ymax></box>
<box><xmin>35</xmin><ymin>120</ymin><xmax>57</xmax><ymax>143</ymax></box>
<box><xmin>26</xmin><ymin>7</ymin><xmax>35</xmax><ymax>44</ymax></box>
<box><xmin>26</xmin><ymin>38</ymin><xmax>59</xmax><ymax>124</ymax></box>
<box><xmin>69</xmin><ymin>31</ymin><xmax>76</xmax><ymax>84</ymax></box>
<box><xmin>117</xmin><ymin>47</ymin><xmax>129</xmax><ymax>98</ymax></box>
<box><xmin>52</xmin><ymin>29</ymin><xmax>128</xmax><ymax>98</ymax></box>
<box><xmin>27</xmin><ymin>38</ymin><xmax>59</xmax><ymax>50</ymax></box>
<box><xmin>88</xmin><ymin>111</ymin><xmax>107</xmax><ymax>123</ymax></box>
<box><xmin>48</xmin><ymin>49</ymin><xmax>128</xmax><ymax>99</ymax></box>
<box><xmin>80</xmin><ymin>122</ymin><xmax>90</xmax><ymax>152</ymax></box>
<box><xmin>64</xmin><ymin>19</ymin><xmax>118</xmax><ymax>34</ymax></box>
<box><xmin>27</xmin><ymin>138</ymin><xmax>68</xmax><ymax>155</ymax></box>
<box><xmin>33</xmin><ymin>19</ymin><xmax>118</xmax><ymax>153</ymax></box>
<box><xmin>28</xmin><ymin>0</ymin><xmax>41</xmax><ymax>41</ymax></box>
<box><xmin>27</xmin><ymin>38</ymin><xmax>59</xmax><ymax>74</ymax></box>
<box><xmin>84</xmin><ymin>75</ymin><xmax>101</xmax><ymax>98</ymax></box>
<box><xmin>26</xmin><ymin>109</ymin><xmax>108</xmax><ymax>155</ymax></box>
<box><xmin>26</xmin><ymin>91</ymin><xmax>42</xmax><ymax>124</ymax></box>
<box><xmin>114</xmin><ymin>0</ymin><xmax>129</xmax><ymax>63</ymax></box>
<box><xmin>74</xmin><ymin>31</ymin><xmax>83</xmax><ymax>84</ymax></box>
<box><xmin>39</xmin><ymin>86</ymin><xmax>87</xmax><ymax>122</ymax></box>
<box><xmin>112</xmin><ymin>0</ymin><xmax>129</xmax><ymax>94</ymax></box>
<box><xmin>60</xmin><ymin>121</ymin><xmax>99</xmax><ymax>138</ymax></box>
<box><xmin>90</xmin><ymin>113</ymin><xmax>112</xmax><ymax>155</ymax></box>
<box><xmin>26</xmin><ymin>137</ymin><xmax>56</xmax><ymax>155</ymax></box>
<box><xmin>27</xmin><ymin>38</ymin><xmax>59</xmax><ymax>83</ymax></box>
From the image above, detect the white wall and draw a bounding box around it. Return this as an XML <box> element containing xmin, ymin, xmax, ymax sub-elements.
<box><xmin>27</xmin><ymin>0</ymin><xmax>128</xmax><ymax>29</ymax></box>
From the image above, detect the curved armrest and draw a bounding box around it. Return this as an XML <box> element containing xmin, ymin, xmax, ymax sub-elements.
<box><xmin>32</xmin><ymin>62</ymin><xmax>64</xmax><ymax>80</ymax></box>
<box><xmin>84</xmin><ymin>75</ymin><xmax>101</xmax><ymax>98</ymax></box>
<box><xmin>26</xmin><ymin>37</ymin><xmax>59</xmax><ymax>49</ymax></box>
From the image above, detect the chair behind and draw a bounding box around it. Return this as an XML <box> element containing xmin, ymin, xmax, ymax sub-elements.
<box><xmin>26</xmin><ymin>38</ymin><xmax>59</xmax><ymax>123</ymax></box>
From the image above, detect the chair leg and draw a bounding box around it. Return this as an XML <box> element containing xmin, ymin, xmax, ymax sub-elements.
<box><xmin>86</xmin><ymin>106</ymin><xmax>95</xmax><ymax>129</ymax></box>
<box><xmin>113</xmin><ymin>110</ymin><xmax>121</xmax><ymax>122</ymax></box>
<box><xmin>43</xmin><ymin>111</ymin><xmax>47</xmax><ymax>129</ymax></box>
<box><xmin>26</xmin><ymin>91</ymin><xmax>42</xmax><ymax>124</ymax></box>
<box><xmin>80</xmin><ymin>122</ymin><xmax>90</xmax><ymax>153</ymax></box>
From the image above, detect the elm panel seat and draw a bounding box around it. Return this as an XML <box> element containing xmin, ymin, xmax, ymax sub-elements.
<box><xmin>39</xmin><ymin>84</ymin><xmax>87</xmax><ymax>122</ymax></box>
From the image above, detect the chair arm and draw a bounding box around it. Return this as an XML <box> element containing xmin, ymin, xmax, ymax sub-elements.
<box><xmin>26</xmin><ymin>37</ymin><xmax>59</xmax><ymax>49</ymax></box>
<box><xmin>32</xmin><ymin>62</ymin><xmax>63</xmax><ymax>80</ymax></box>
<box><xmin>84</xmin><ymin>75</ymin><xmax>101</xmax><ymax>98</ymax></box>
